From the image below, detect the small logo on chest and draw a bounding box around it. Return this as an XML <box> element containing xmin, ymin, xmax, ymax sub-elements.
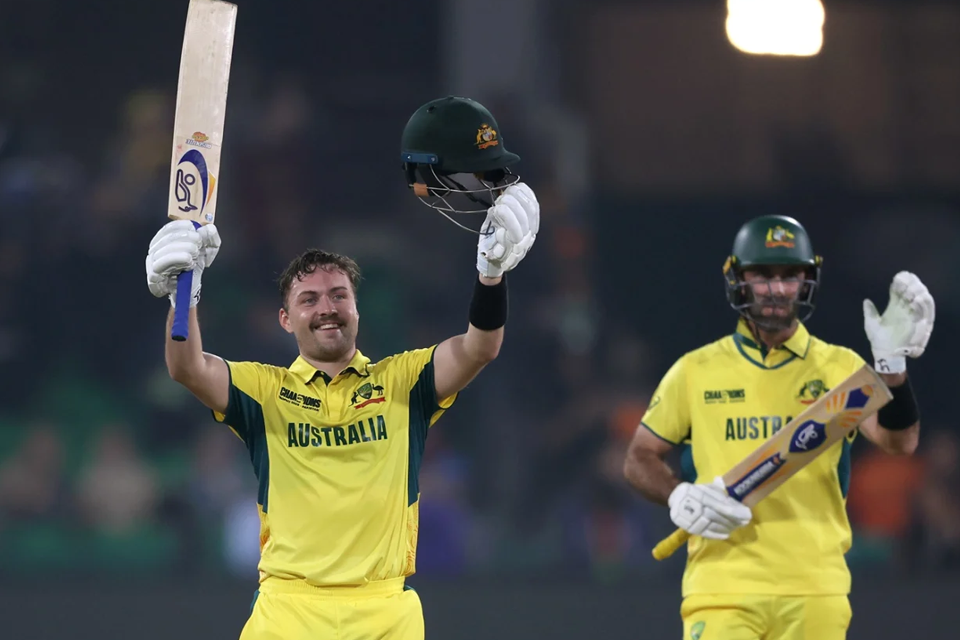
<box><xmin>704</xmin><ymin>389</ymin><xmax>746</xmax><ymax>404</ymax></box>
<box><xmin>351</xmin><ymin>382</ymin><xmax>385</xmax><ymax>409</ymax></box>
<box><xmin>797</xmin><ymin>379</ymin><xmax>829</xmax><ymax>405</ymax></box>
<box><xmin>278</xmin><ymin>386</ymin><xmax>322</xmax><ymax>411</ymax></box>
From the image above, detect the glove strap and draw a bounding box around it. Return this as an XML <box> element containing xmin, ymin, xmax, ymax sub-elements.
<box><xmin>875</xmin><ymin>355</ymin><xmax>906</xmax><ymax>374</ymax></box>
<box><xmin>469</xmin><ymin>275</ymin><xmax>508</xmax><ymax>330</ymax></box>
<box><xmin>878</xmin><ymin>376</ymin><xmax>920</xmax><ymax>431</ymax></box>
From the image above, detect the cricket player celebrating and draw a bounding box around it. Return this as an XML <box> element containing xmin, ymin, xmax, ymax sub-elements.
<box><xmin>145</xmin><ymin>96</ymin><xmax>538</xmax><ymax>640</ymax></box>
<box><xmin>623</xmin><ymin>214</ymin><xmax>935</xmax><ymax>640</ymax></box>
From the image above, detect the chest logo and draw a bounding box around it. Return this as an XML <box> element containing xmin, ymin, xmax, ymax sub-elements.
<box><xmin>278</xmin><ymin>386</ymin><xmax>322</xmax><ymax>411</ymax></box>
<box><xmin>797</xmin><ymin>379</ymin><xmax>829</xmax><ymax>405</ymax></box>
<box><xmin>704</xmin><ymin>389</ymin><xmax>746</xmax><ymax>404</ymax></box>
<box><xmin>351</xmin><ymin>382</ymin><xmax>386</xmax><ymax>409</ymax></box>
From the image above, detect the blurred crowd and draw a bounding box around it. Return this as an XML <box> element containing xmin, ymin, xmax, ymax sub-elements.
<box><xmin>1</xmin><ymin>45</ymin><xmax>959</xmax><ymax>583</ymax></box>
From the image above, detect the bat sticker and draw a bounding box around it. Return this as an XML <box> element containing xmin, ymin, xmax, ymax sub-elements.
<box><xmin>174</xmin><ymin>148</ymin><xmax>214</xmax><ymax>221</ymax></box>
<box><xmin>789</xmin><ymin>419</ymin><xmax>827</xmax><ymax>453</ymax></box>
<box><xmin>727</xmin><ymin>453</ymin><xmax>786</xmax><ymax>500</ymax></box>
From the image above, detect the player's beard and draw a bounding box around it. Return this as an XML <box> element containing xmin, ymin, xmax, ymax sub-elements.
<box><xmin>301</xmin><ymin>316</ymin><xmax>358</xmax><ymax>362</ymax></box>
<box><xmin>747</xmin><ymin>295</ymin><xmax>798</xmax><ymax>331</ymax></box>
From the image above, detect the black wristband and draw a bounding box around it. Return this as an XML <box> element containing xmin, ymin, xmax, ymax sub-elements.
<box><xmin>469</xmin><ymin>275</ymin><xmax>508</xmax><ymax>330</ymax></box>
<box><xmin>878</xmin><ymin>376</ymin><xmax>920</xmax><ymax>431</ymax></box>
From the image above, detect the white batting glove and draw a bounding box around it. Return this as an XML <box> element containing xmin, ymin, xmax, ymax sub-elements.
<box><xmin>863</xmin><ymin>271</ymin><xmax>935</xmax><ymax>374</ymax></box>
<box><xmin>669</xmin><ymin>477</ymin><xmax>752</xmax><ymax>540</ymax></box>
<box><xmin>477</xmin><ymin>182</ymin><xmax>540</xmax><ymax>278</ymax></box>
<box><xmin>145</xmin><ymin>220</ymin><xmax>221</xmax><ymax>307</ymax></box>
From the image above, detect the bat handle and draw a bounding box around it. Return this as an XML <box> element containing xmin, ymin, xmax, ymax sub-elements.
<box><xmin>171</xmin><ymin>271</ymin><xmax>194</xmax><ymax>341</ymax></box>
<box><xmin>170</xmin><ymin>221</ymin><xmax>201</xmax><ymax>342</ymax></box>
<box><xmin>652</xmin><ymin>528</ymin><xmax>691</xmax><ymax>561</ymax></box>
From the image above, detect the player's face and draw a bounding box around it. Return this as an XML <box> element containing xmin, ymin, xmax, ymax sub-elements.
<box><xmin>280</xmin><ymin>267</ymin><xmax>359</xmax><ymax>362</ymax></box>
<box><xmin>742</xmin><ymin>265</ymin><xmax>806</xmax><ymax>330</ymax></box>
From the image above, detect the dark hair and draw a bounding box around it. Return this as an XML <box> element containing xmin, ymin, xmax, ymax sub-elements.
<box><xmin>277</xmin><ymin>249</ymin><xmax>362</xmax><ymax>308</ymax></box>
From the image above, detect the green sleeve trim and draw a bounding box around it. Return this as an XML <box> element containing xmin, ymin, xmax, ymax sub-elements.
<box><xmin>837</xmin><ymin>437</ymin><xmax>852</xmax><ymax>498</ymax></box>
<box><xmin>640</xmin><ymin>421</ymin><xmax>685</xmax><ymax>446</ymax></box>
<box><xmin>219</xmin><ymin>365</ymin><xmax>270</xmax><ymax>512</ymax></box>
<box><xmin>407</xmin><ymin>348</ymin><xmax>444</xmax><ymax>506</ymax></box>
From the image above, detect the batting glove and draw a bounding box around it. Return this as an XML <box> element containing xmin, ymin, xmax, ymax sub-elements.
<box><xmin>669</xmin><ymin>477</ymin><xmax>752</xmax><ymax>540</ymax></box>
<box><xmin>145</xmin><ymin>220</ymin><xmax>221</xmax><ymax>307</ymax></box>
<box><xmin>863</xmin><ymin>271</ymin><xmax>935</xmax><ymax>374</ymax></box>
<box><xmin>477</xmin><ymin>183</ymin><xmax>540</xmax><ymax>278</ymax></box>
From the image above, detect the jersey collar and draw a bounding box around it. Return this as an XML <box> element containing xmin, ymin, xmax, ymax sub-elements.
<box><xmin>290</xmin><ymin>349</ymin><xmax>372</xmax><ymax>385</ymax></box>
<box><xmin>733</xmin><ymin>318</ymin><xmax>811</xmax><ymax>368</ymax></box>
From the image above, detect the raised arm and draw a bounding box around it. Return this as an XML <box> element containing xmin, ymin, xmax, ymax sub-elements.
<box><xmin>433</xmin><ymin>183</ymin><xmax>539</xmax><ymax>400</ymax></box>
<box><xmin>147</xmin><ymin>220</ymin><xmax>229</xmax><ymax>413</ymax></box>
<box><xmin>859</xmin><ymin>271</ymin><xmax>934</xmax><ymax>455</ymax></box>
<box><xmin>164</xmin><ymin>307</ymin><xmax>230</xmax><ymax>414</ymax></box>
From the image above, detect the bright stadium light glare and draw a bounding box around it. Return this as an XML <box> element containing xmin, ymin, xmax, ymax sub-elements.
<box><xmin>726</xmin><ymin>0</ymin><xmax>825</xmax><ymax>56</ymax></box>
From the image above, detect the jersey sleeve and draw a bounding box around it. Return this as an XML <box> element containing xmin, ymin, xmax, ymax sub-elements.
<box><xmin>212</xmin><ymin>361</ymin><xmax>281</xmax><ymax>444</ymax></box>
<box><xmin>387</xmin><ymin>345</ymin><xmax>457</xmax><ymax>429</ymax></box>
<box><xmin>640</xmin><ymin>356</ymin><xmax>691</xmax><ymax>445</ymax></box>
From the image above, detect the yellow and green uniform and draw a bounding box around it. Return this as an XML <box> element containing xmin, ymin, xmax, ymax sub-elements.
<box><xmin>213</xmin><ymin>347</ymin><xmax>455</xmax><ymax>639</ymax></box>
<box><xmin>642</xmin><ymin>320</ymin><xmax>865</xmax><ymax>639</ymax></box>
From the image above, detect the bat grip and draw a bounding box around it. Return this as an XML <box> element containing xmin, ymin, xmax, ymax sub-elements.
<box><xmin>652</xmin><ymin>528</ymin><xmax>691</xmax><ymax>561</ymax></box>
<box><xmin>170</xmin><ymin>221</ymin><xmax>201</xmax><ymax>342</ymax></box>
<box><xmin>171</xmin><ymin>271</ymin><xmax>194</xmax><ymax>341</ymax></box>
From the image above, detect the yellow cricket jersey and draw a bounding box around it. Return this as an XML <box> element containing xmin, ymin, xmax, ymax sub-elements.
<box><xmin>642</xmin><ymin>320</ymin><xmax>866</xmax><ymax>596</ymax></box>
<box><xmin>213</xmin><ymin>347</ymin><xmax>456</xmax><ymax>587</ymax></box>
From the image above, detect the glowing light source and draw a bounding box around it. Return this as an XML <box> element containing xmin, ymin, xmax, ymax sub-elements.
<box><xmin>726</xmin><ymin>0</ymin><xmax>825</xmax><ymax>57</ymax></box>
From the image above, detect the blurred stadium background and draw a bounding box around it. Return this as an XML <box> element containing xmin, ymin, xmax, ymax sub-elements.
<box><xmin>1</xmin><ymin>0</ymin><xmax>959</xmax><ymax>638</ymax></box>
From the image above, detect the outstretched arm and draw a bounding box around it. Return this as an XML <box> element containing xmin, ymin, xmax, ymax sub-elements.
<box><xmin>148</xmin><ymin>220</ymin><xmax>229</xmax><ymax>413</ymax></box>
<box><xmin>433</xmin><ymin>183</ymin><xmax>539</xmax><ymax>400</ymax></box>
<box><xmin>164</xmin><ymin>306</ymin><xmax>230</xmax><ymax>414</ymax></box>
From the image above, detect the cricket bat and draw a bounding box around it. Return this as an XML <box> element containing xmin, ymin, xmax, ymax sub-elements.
<box><xmin>168</xmin><ymin>0</ymin><xmax>238</xmax><ymax>341</ymax></box>
<box><xmin>651</xmin><ymin>363</ymin><xmax>893</xmax><ymax>561</ymax></box>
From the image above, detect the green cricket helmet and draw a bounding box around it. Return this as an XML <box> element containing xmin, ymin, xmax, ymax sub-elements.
<box><xmin>401</xmin><ymin>96</ymin><xmax>520</xmax><ymax>230</ymax></box>
<box><xmin>722</xmin><ymin>214</ymin><xmax>823</xmax><ymax>328</ymax></box>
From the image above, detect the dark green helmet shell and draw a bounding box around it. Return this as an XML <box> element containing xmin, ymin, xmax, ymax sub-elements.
<box><xmin>729</xmin><ymin>214</ymin><xmax>818</xmax><ymax>267</ymax></box>
<box><xmin>401</xmin><ymin>96</ymin><xmax>520</xmax><ymax>175</ymax></box>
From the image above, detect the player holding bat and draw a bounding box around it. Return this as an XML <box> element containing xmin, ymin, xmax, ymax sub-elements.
<box><xmin>145</xmin><ymin>95</ymin><xmax>538</xmax><ymax>639</ymax></box>
<box><xmin>622</xmin><ymin>215</ymin><xmax>935</xmax><ymax>640</ymax></box>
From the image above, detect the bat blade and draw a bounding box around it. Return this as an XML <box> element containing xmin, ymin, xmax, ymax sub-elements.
<box><xmin>167</xmin><ymin>0</ymin><xmax>237</xmax><ymax>341</ymax></box>
<box><xmin>651</xmin><ymin>364</ymin><xmax>892</xmax><ymax>561</ymax></box>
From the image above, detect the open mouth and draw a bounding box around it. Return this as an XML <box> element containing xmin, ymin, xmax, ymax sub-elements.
<box><xmin>313</xmin><ymin>323</ymin><xmax>342</xmax><ymax>332</ymax></box>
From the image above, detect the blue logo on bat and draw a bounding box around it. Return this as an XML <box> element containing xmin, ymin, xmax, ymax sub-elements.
<box><xmin>789</xmin><ymin>420</ymin><xmax>827</xmax><ymax>453</ymax></box>
<box><xmin>726</xmin><ymin>453</ymin><xmax>785</xmax><ymax>500</ymax></box>
<box><xmin>845</xmin><ymin>388</ymin><xmax>870</xmax><ymax>410</ymax></box>
<box><xmin>175</xmin><ymin>149</ymin><xmax>210</xmax><ymax>216</ymax></box>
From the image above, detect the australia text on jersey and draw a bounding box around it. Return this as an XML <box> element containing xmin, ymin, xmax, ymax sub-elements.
<box><xmin>287</xmin><ymin>415</ymin><xmax>388</xmax><ymax>448</ymax></box>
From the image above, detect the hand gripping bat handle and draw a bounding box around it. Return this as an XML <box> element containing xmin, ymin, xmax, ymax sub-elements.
<box><xmin>652</xmin><ymin>528</ymin><xmax>691</xmax><ymax>561</ymax></box>
<box><xmin>170</xmin><ymin>221</ymin><xmax>201</xmax><ymax>342</ymax></box>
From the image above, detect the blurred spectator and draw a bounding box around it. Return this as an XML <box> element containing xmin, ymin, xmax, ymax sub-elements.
<box><xmin>0</xmin><ymin>423</ymin><xmax>68</xmax><ymax>525</ymax></box>
<box><xmin>189</xmin><ymin>424</ymin><xmax>250</xmax><ymax>519</ymax></box>
<box><xmin>413</xmin><ymin>431</ymin><xmax>472</xmax><ymax>577</ymax></box>
<box><xmin>76</xmin><ymin>425</ymin><xmax>160</xmax><ymax>535</ymax></box>
<box><xmin>847</xmin><ymin>443</ymin><xmax>925</xmax><ymax>536</ymax></box>
<box><xmin>904</xmin><ymin>430</ymin><xmax>960</xmax><ymax>574</ymax></box>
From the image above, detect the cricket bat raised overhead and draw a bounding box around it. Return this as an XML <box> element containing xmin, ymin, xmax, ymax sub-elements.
<box><xmin>651</xmin><ymin>364</ymin><xmax>892</xmax><ymax>561</ymax></box>
<box><xmin>168</xmin><ymin>0</ymin><xmax>237</xmax><ymax>341</ymax></box>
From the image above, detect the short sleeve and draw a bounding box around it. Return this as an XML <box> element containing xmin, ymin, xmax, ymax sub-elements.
<box><xmin>212</xmin><ymin>361</ymin><xmax>280</xmax><ymax>444</ymax></box>
<box><xmin>388</xmin><ymin>346</ymin><xmax>457</xmax><ymax>429</ymax></box>
<box><xmin>640</xmin><ymin>356</ymin><xmax>692</xmax><ymax>445</ymax></box>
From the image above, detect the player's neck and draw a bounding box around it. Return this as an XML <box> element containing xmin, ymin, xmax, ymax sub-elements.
<box><xmin>750</xmin><ymin>321</ymin><xmax>798</xmax><ymax>350</ymax></box>
<box><xmin>301</xmin><ymin>347</ymin><xmax>357</xmax><ymax>380</ymax></box>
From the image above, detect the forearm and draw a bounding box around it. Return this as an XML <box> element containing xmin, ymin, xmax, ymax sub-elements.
<box><xmin>464</xmin><ymin>274</ymin><xmax>506</xmax><ymax>362</ymax></box>
<box><xmin>165</xmin><ymin>306</ymin><xmax>209</xmax><ymax>382</ymax></box>
<box><xmin>876</xmin><ymin>372</ymin><xmax>921</xmax><ymax>454</ymax></box>
<box><xmin>623</xmin><ymin>450</ymin><xmax>681</xmax><ymax>506</ymax></box>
